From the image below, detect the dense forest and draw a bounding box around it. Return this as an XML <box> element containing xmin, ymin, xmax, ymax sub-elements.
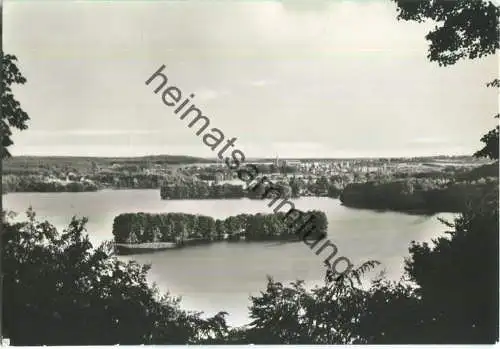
<box><xmin>160</xmin><ymin>177</ymin><xmax>343</xmax><ymax>200</ymax></box>
<box><xmin>5</xmin><ymin>192</ymin><xmax>497</xmax><ymax>344</ymax></box>
<box><xmin>2</xmin><ymin>174</ymin><xmax>99</xmax><ymax>193</ymax></box>
<box><xmin>160</xmin><ymin>180</ymin><xmax>295</xmax><ymax>200</ymax></box>
<box><xmin>2</xmin><ymin>167</ymin><xmax>344</xmax><ymax>196</ymax></box>
<box><xmin>2</xmin><ymin>0</ymin><xmax>499</xmax><ymax>345</ymax></box>
<box><xmin>3</xmin><ymin>210</ymin><xmax>230</xmax><ymax>345</ymax></box>
<box><xmin>340</xmin><ymin>163</ymin><xmax>498</xmax><ymax>213</ymax></box>
<box><xmin>112</xmin><ymin>210</ymin><xmax>328</xmax><ymax>247</ymax></box>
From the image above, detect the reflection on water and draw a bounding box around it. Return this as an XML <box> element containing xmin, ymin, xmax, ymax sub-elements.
<box><xmin>4</xmin><ymin>189</ymin><xmax>455</xmax><ymax>326</ymax></box>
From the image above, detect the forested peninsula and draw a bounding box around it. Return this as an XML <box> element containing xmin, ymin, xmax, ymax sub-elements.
<box><xmin>340</xmin><ymin>163</ymin><xmax>499</xmax><ymax>213</ymax></box>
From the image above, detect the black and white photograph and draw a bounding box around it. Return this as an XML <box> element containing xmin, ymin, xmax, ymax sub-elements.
<box><xmin>1</xmin><ymin>0</ymin><xmax>499</xmax><ymax>345</ymax></box>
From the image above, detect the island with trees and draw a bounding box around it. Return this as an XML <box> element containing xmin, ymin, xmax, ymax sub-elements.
<box><xmin>112</xmin><ymin>210</ymin><xmax>328</xmax><ymax>254</ymax></box>
<box><xmin>3</xmin><ymin>0</ymin><xmax>500</xmax><ymax>345</ymax></box>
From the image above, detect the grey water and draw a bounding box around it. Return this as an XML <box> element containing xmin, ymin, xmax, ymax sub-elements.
<box><xmin>4</xmin><ymin>189</ymin><xmax>454</xmax><ymax>326</ymax></box>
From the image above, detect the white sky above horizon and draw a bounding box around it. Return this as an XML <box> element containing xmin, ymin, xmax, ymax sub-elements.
<box><xmin>3</xmin><ymin>0</ymin><xmax>498</xmax><ymax>158</ymax></box>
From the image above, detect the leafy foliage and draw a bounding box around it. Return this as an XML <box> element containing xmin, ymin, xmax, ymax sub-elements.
<box><xmin>404</xmin><ymin>190</ymin><xmax>499</xmax><ymax>343</ymax></box>
<box><xmin>393</xmin><ymin>0</ymin><xmax>500</xmax><ymax>66</ymax></box>
<box><xmin>1</xmin><ymin>54</ymin><xmax>30</xmax><ymax>158</ymax></box>
<box><xmin>2</xmin><ymin>210</ymin><xmax>229</xmax><ymax>345</ymax></box>
<box><xmin>393</xmin><ymin>1</ymin><xmax>499</xmax><ymax>161</ymax></box>
<box><xmin>2</xmin><ymin>174</ymin><xmax>99</xmax><ymax>193</ymax></box>
<box><xmin>112</xmin><ymin>210</ymin><xmax>328</xmax><ymax>246</ymax></box>
<box><xmin>474</xmin><ymin>79</ymin><xmax>500</xmax><ymax>160</ymax></box>
<box><xmin>2</xmin><ymin>2</ymin><xmax>498</xmax><ymax>345</ymax></box>
<box><xmin>474</xmin><ymin>79</ymin><xmax>499</xmax><ymax>160</ymax></box>
<box><xmin>235</xmin><ymin>191</ymin><xmax>499</xmax><ymax>344</ymax></box>
<box><xmin>221</xmin><ymin>2</ymin><xmax>500</xmax><ymax>344</ymax></box>
<box><xmin>239</xmin><ymin>261</ymin><xmax>387</xmax><ymax>344</ymax></box>
<box><xmin>474</xmin><ymin>125</ymin><xmax>499</xmax><ymax>160</ymax></box>
<box><xmin>340</xmin><ymin>172</ymin><xmax>498</xmax><ymax>213</ymax></box>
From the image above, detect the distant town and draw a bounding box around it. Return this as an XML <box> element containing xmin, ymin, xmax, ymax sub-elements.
<box><xmin>1</xmin><ymin>154</ymin><xmax>493</xmax><ymax>199</ymax></box>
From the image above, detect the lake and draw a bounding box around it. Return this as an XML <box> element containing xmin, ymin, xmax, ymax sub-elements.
<box><xmin>4</xmin><ymin>189</ymin><xmax>455</xmax><ymax>327</ymax></box>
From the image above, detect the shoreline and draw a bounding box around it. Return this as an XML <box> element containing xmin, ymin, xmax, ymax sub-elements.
<box><xmin>113</xmin><ymin>236</ymin><xmax>307</xmax><ymax>256</ymax></box>
<box><xmin>115</xmin><ymin>242</ymin><xmax>178</xmax><ymax>255</ymax></box>
<box><xmin>338</xmin><ymin>203</ymin><xmax>455</xmax><ymax>215</ymax></box>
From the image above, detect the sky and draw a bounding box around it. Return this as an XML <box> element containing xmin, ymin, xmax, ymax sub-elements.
<box><xmin>3</xmin><ymin>0</ymin><xmax>498</xmax><ymax>158</ymax></box>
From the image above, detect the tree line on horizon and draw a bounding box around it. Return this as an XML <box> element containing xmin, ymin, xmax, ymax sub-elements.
<box><xmin>1</xmin><ymin>0</ymin><xmax>499</xmax><ymax>344</ymax></box>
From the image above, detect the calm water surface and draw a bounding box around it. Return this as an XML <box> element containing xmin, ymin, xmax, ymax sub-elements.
<box><xmin>4</xmin><ymin>189</ymin><xmax>454</xmax><ymax>326</ymax></box>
